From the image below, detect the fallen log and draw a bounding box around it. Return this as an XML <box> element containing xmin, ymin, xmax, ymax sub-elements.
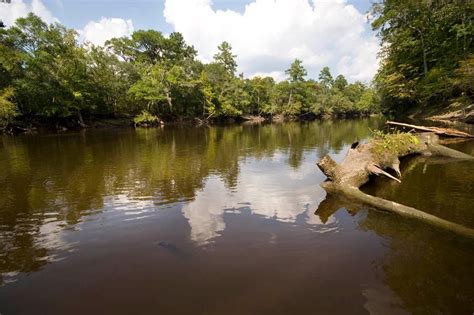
<box><xmin>386</xmin><ymin>120</ymin><xmax>474</xmax><ymax>138</ymax></box>
<box><xmin>316</xmin><ymin>131</ymin><xmax>474</xmax><ymax>239</ymax></box>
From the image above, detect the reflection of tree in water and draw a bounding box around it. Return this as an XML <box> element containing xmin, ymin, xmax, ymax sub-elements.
<box><xmin>363</xmin><ymin>155</ymin><xmax>474</xmax><ymax>228</ymax></box>
<box><xmin>0</xmin><ymin>117</ymin><xmax>382</xmax><ymax>284</ymax></box>
<box><xmin>363</xmin><ymin>211</ymin><xmax>474</xmax><ymax>314</ymax></box>
<box><xmin>315</xmin><ymin>194</ymin><xmax>474</xmax><ymax>314</ymax></box>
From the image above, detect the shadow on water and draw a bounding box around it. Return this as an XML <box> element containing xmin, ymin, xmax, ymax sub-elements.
<box><xmin>0</xmin><ymin>117</ymin><xmax>473</xmax><ymax>314</ymax></box>
<box><xmin>316</xmin><ymin>136</ymin><xmax>474</xmax><ymax>314</ymax></box>
<box><xmin>315</xmin><ymin>190</ymin><xmax>474</xmax><ymax>314</ymax></box>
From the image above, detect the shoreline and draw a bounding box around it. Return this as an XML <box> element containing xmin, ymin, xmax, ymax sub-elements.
<box><xmin>1</xmin><ymin>113</ymin><xmax>379</xmax><ymax>135</ymax></box>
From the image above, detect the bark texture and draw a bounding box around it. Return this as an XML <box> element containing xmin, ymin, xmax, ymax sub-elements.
<box><xmin>316</xmin><ymin>131</ymin><xmax>474</xmax><ymax>239</ymax></box>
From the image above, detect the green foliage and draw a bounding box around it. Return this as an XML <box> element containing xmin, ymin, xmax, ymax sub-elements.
<box><xmin>285</xmin><ymin>59</ymin><xmax>307</xmax><ymax>83</ymax></box>
<box><xmin>213</xmin><ymin>41</ymin><xmax>237</xmax><ymax>75</ymax></box>
<box><xmin>0</xmin><ymin>87</ymin><xmax>18</xmax><ymax>126</ymax></box>
<box><xmin>133</xmin><ymin>110</ymin><xmax>160</xmax><ymax>126</ymax></box>
<box><xmin>0</xmin><ymin>14</ymin><xmax>380</xmax><ymax>127</ymax></box>
<box><xmin>319</xmin><ymin>66</ymin><xmax>334</xmax><ymax>89</ymax></box>
<box><xmin>356</xmin><ymin>89</ymin><xmax>380</xmax><ymax>114</ymax></box>
<box><xmin>333</xmin><ymin>75</ymin><xmax>348</xmax><ymax>91</ymax></box>
<box><xmin>370</xmin><ymin>129</ymin><xmax>420</xmax><ymax>162</ymax></box>
<box><xmin>371</xmin><ymin>0</ymin><xmax>474</xmax><ymax>114</ymax></box>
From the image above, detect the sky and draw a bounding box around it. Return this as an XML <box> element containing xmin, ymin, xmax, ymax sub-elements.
<box><xmin>0</xmin><ymin>0</ymin><xmax>380</xmax><ymax>82</ymax></box>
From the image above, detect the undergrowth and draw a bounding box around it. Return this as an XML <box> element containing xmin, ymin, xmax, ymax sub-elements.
<box><xmin>133</xmin><ymin>110</ymin><xmax>160</xmax><ymax>127</ymax></box>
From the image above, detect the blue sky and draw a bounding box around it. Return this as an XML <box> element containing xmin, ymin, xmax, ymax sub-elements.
<box><xmin>40</xmin><ymin>0</ymin><xmax>373</xmax><ymax>32</ymax></box>
<box><xmin>1</xmin><ymin>0</ymin><xmax>379</xmax><ymax>82</ymax></box>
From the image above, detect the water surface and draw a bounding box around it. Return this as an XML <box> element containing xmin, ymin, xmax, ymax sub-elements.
<box><xmin>1</xmin><ymin>118</ymin><xmax>473</xmax><ymax>314</ymax></box>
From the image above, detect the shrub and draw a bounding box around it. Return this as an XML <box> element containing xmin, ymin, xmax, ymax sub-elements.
<box><xmin>0</xmin><ymin>88</ymin><xmax>18</xmax><ymax>127</ymax></box>
<box><xmin>133</xmin><ymin>110</ymin><xmax>160</xmax><ymax>127</ymax></box>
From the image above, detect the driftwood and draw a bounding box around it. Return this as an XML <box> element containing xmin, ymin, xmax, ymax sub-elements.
<box><xmin>387</xmin><ymin>120</ymin><xmax>474</xmax><ymax>138</ymax></box>
<box><xmin>316</xmin><ymin>131</ymin><xmax>474</xmax><ymax>239</ymax></box>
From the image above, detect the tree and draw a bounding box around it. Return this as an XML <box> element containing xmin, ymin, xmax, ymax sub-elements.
<box><xmin>0</xmin><ymin>87</ymin><xmax>17</xmax><ymax>127</ymax></box>
<box><xmin>4</xmin><ymin>14</ymin><xmax>92</xmax><ymax>120</ymax></box>
<box><xmin>86</xmin><ymin>46</ymin><xmax>138</xmax><ymax>115</ymax></box>
<box><xmin>246</xmin><ymin>76</ymin><xmax>275</xmax><ymax>115</ymax></box>
<box><xmin>333</xmin><ymin>74</ymin><xmax>348</xmax><ymax>91</ymax></box>
<box><xmin>106</xmin><ymin>30</ymin><xmax>196</xmax><ymax>66</ymax></box>
<box><xmin>213</xmin><ymin>41</ymin><xmax>237</xmax><ymax>75</ymax></box>
<box><xmin>129</xmin><ymin>62</ymin><xmax>199</xmax><ymax>117</ymax></box>
<box><xmin>371</xmin><ymin>0</ymin><xmax>474</xmax><ymax>113</ymax></box>
<box><xmin>318</xmin><ymin>66</ymin><xmax>334</xmax><ymax>88</ymax></box>
<box><xmin>0</xmin><ymin>13</ymin><xmax>380</xmax><ymax>128</ymax></box>
<box><xmin>285</xmin><ymin>59</ymin><xmax>307</xmax><ymax>83</ymax></box>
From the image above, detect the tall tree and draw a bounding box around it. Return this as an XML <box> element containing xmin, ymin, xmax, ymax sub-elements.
<box><xmin>285</xmin><ymin>59</ymin><xmax>307</xmax><ymax>83</ymax></box>
<box><xmin>333</xmin><ymin>74</ymin><xmax>348</xmax><ymax>91</ymax></box>
<box><xmin>318</xmin><ymin>66</ymin><xmax>334</xmax><ymax>88</ymax></box>
<box><xmin>213</xmin><ymin>41</ymin><xmax>237</xmax><ymax>75</ymax></box>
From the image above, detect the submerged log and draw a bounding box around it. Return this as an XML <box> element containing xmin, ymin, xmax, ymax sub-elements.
<box><xmin>316</xmin><ymin>131</ymin><xmax>474</xmax><ymax>239</ymax></box>
<box><xmin>386</xmin><ymin>120</ymin><xmax>474</xmax><ymax>138</ymax></box>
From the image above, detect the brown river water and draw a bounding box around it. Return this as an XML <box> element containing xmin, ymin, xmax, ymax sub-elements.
<box><xmin>0</xmin><ymin>118</ymin><xmax>473</xmax><ymax>314</ymax></box>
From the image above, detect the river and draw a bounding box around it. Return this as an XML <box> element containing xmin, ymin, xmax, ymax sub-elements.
<box><xmin>1</xmin><ymin>118</ymin><xmax>473</xmax><ymax>314</ymax></box>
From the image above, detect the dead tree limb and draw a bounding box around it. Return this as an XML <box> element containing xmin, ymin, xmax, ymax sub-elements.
<box><xmin>316</xmin><ymin>132</ymin><xmax>474</xmax><ymax>239</ymax></box>
<box><xmin>386</xmin><ymin>120</ymin><xmax>474</xmax><ymax>138</ymax></box>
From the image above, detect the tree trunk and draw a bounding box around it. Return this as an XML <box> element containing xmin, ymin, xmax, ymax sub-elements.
<box><xmin>316</xmin><ymin>131</ymin><xmax>474</xmax><ymax>239</ymax></box>
<box><xmin>165</xmin><ymin>90</ymin><xmax>173</xmax><ymax>111</ymax></box>
<box><xmin>420</xmin><ymin>34</ymin><xmax>428</xmax><ymax>76</ymax></box>
<box><xmin>77</xmin><ymin>111</ymin><xmax>87</xmax><ymax>128</ymax></box>
<box><xmin>387</xmin><ymin>121</ymin><xmax>474</xmax><ymax>138</ymax></box>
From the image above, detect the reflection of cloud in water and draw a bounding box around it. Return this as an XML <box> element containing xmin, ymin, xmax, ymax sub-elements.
<box><xmin>183</xmin><ymin>155</ymin><xmax>335</xmax><ymax>245</ymax></box>
<box><xmin>2</xmin><ymin>219</ymin><xmax>78</xmax><ymax>286</ymax></box>
<box><xmin>38</xmin><ymin>220</ymin><xmax>79</xmax><ymax>264</ymax></box>
<box><xmin>182</xmin><ymin>180</ymin><xmax>228</xmax><ymax>246</ymax></box>
<box><xmin>39</xmin><ymin>221</ymin><xmax>68</xmax><ymax>252</ymax></box>
<box><xmin>104</xmin><ymin>194</ymin><xmax>156</xmax><ymax>221</ymax></box>
<box><xmin>3</xmin><ymin>193</ymin><xmax>161</xmax><ymax>284</ymax></box>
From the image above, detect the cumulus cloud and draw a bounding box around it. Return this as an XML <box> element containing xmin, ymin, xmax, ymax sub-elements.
<box><xmin>79</xmin><ymin>17</ymin><xmax>134</xmax><ymax>46</ymax></box>
<box><xmin>0</xmin><ymin>0</ymin><xmax>58</xmax><ymax>26</ymax></box>
<box><xmin>164</xmin><ymin>0</ymin><xmax>379</xmax><ymax>82</ymax></box>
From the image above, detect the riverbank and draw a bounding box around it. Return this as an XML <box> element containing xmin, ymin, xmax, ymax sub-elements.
<box><xmin>402</xmin><ymin>101</ymin><xmax>474</xmax><ymax>125</ymax></box>
<box><xmin>1</xmin><ymin>112</ymin><xmax>378</xmax><ymax>135</ymax></box>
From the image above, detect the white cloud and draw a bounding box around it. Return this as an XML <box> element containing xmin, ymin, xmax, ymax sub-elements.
<box><xmin>0</xmin><ymin>0</ymin><xmax>58</xmax><ymax>27</ymax></box>
<box><xmin>250</xmin><ymin>70</ymin><xmax>286</xmax><ymax>82</ymax></box>
<box><xmin>164</xmin><ymin>0</ymin><xmax>379</xmax><ymax>82</ymax></box>
<box><xmin>182</xmin><ymin>155</ymin><xmax>333</xmax><ymax>246</ymax></box>
<box><xmin>79</xmin><ymin>17</ymin><xmax>134</xmax><ymax>46</ymax></box>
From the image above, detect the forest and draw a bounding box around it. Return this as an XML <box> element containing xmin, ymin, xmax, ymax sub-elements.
<box><xmin>0</xmin><ymin>13</ymin><xmax>379</xmax><ymax>130</ymax></box>
<box><xmin>1</xmin><ymin>0</ymin><xmax>472</xmax><ymax>130</ymax></box>
<box><xmin>371</xmin><ymin>0</ymin><xmax>473</xmax><ymax>118</ymax></box>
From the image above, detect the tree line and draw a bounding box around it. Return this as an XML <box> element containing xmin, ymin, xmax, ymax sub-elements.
<box><xmin>0</xmin><ymin>14</ymin><xmax>379</xmax><ymax>129</ymax></box>
<box><xmin>371</xmin><ymin>0</ymin><xmax>473</xmax><ymax>115</ymax></box>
